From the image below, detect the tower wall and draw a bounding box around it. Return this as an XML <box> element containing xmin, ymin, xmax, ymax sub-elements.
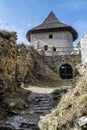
<box><xmin>30</xmin><ymin>31</ymin><xmax>73</xmax><ymax>56</ymax></box>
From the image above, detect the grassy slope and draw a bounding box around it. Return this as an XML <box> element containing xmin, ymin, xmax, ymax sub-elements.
<box><xmin>23</xmin><ymin>46</ymin><xmax>64</xmax><ymax>87</ymax></box>
<box><xmin>39</xmin><ymin>73</ymin><xmax>87</xmax><ymax>130</ymax></box>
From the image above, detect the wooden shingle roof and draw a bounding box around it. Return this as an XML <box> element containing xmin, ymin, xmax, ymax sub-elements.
<box><xmin>26</xmin><ymin>12</ymin><xmax>78</xmax><ymax>41</ymax></box>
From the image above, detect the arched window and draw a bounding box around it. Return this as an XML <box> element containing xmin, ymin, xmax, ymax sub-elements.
<box><xmin>44</xmin><ymin>45</ymin><xmax>48</xmax><ymax>50</ymax></box>
<box><xmin>59</xmin><ymin>64</ymin><xmax>73</xmax><ymax>79</ymax></box>
<box><xmin>53</xmin><ymin>46</ymin><xmax>56</xmax><ymax>51</ymax></box>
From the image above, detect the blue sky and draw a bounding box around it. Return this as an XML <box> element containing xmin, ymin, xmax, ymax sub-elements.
<box><xmin>0</xmin><ymin>0</ymin><xmax>87</xmax><ymax>45</ymax></box>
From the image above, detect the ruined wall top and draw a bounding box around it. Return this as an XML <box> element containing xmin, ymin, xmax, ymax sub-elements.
<box><xmin>80</xmin><ymin>33</ymin><xmax>87</xmax><ymax>67</ymax></box>
<box><xmin>80</xmin><ymin>33</ymin><xmax>87</xmax><ymax>42</ymax></box>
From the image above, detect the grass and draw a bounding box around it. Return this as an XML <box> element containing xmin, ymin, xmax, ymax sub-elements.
<box><xmin>4</xmin><ymin>86</ymin><xmax>30</xmax><ymax>113</ymax></box>
<box><xmin>39</xmin><ymin>73</ymin><xmax>87</xmax><ymax>130</ymax></box>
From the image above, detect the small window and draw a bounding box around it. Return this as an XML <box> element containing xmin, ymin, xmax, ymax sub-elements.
<box><xmin>53</xmin><ymin>46</ymin><xmax>56</xmax><ymax>51</ymax></box>
<box><xmin>49</xmin><ymin>34</ymin><xmax>53</xmax><ymax>39</ymax></box>
<box><xmin>44</xmin><ymin>45</ymin><xmax>48</xmax><ymax>50</ymax></box>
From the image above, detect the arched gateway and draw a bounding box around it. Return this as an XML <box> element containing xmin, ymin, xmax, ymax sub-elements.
<box><xmin>59</xmin><ymin>64</ymin><xmax>73</xmax><ymax>79</ymax></box>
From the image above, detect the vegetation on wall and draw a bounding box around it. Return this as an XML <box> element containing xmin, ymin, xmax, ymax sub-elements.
<box><xmin>0</xmin><ymin>30</ymin><xmax>63</xmax><ymax>119</ymax></box>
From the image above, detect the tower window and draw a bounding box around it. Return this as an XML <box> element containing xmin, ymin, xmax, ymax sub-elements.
<box><xmin>49</xmin><ymin>34</ymin><xmax>53</xmax><ymax>39</ymax></box>
<box><xmin>44</xmin><ymin>45</ymin><xmax>48</xmax><ymax>50</ymax></box>
<box><xmin>53</xmin><ymin>46</ymin><xmax>56</xmax><ymax>51</ymax></box>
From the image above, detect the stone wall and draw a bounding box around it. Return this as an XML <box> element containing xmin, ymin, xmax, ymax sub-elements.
<box><xmin>0</xmin><ymin>30</ymin><xmax>63</xmax><ymax>87</ymax></box>
<box><xmin>0</xmin><ymin>30</ymin><xmax>17</xmax><ymax>111</ymax></box>
<box><xmin>43</xmin><ymin>54</ymin><xmax>81</xmax><ymax>77</ymax></box>
<box><xmin>0</xmin><ymin>31</ymin><xmax>17</xmax><ymax>85</ymax></box>
<box><xmin>30</xmin><ymin>31</ymin><xmax>73</xmax><ymax>55</ymax></box>
<box><xmin>80</xmin><ymin>33</ymin><xmax>87</xmax><ymax>67</ymax></box>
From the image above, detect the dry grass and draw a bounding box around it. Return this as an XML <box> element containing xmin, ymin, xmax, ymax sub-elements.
<box><xmin>39</xmin><ymin>73</ymin><xmax>87</xmax><ymax>130</ymax></box>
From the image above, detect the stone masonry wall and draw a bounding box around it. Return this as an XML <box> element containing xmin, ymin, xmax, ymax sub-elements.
<box><xmin>43</xmin><ymin>54</ymin><xmax>81</xmax><ymax>77</ymax></box>
<box><xmin>30</xmin><ymin>31</ymin><xmax>73</xmax><ymax>55</ymax></box>
<box><xmin>80</xmin><ymin>33</ymin><xmax>87</xmax><ymax>66</ymax></box>
<box><xmin>0</xmin><ymin>31</ymin><xmax>17</xmax><ymax>85</ymax></box>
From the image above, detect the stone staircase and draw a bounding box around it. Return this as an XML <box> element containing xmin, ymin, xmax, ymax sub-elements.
<box><xmin>28</xmin><ymin>93</ymin><xmax>53</xmax><ymax>113</ymax></box>
<box><xmin>20</xmin><ymin>93</ymin><xmax>54</xmax><ymax>130</ymax></box>
<box><xmin>0</xmin><ymin>93</ymin><xmax>54</xmax><ymax>130</ymax></box>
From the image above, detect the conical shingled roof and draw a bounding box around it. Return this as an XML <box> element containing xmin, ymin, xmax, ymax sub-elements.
<box><xmin>43</xmin><ymin>11</ymin><xmax>60</xmax><ymax>24</ymax></box>
<box><xmin>26</xmin><ymin>12</ymin><xmax>78</xmax><ymax>41</ymax></box>
<box><xmin>31</xmin><ymin>12</ymin><xmax>69</xmax><ymax>30</ymax></box>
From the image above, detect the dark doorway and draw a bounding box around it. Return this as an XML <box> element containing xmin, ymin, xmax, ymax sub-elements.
<box><xmin>59</xmin><ymin>64</ymin><xmax>73</xmax><ymax>79</ymax></box>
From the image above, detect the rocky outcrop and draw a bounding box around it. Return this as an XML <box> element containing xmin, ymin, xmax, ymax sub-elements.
<box><xmin>16</xmin><ymin>44</ymin><xmax>63</xmax><ymax>86</ymax></box>
<box><xmin>0</xmin><ymin>30</ymin><xmax>62</xmax><ymax>88</ymax></box>
<box><xmin>0</xmin><ymin>30</ymin><xmax>17</xmax><ymax>93</ymax></box>
<box><xmin>0</xmin><ymin>30</ymin><xmax>17</xmax><ymax>78</ymax></box>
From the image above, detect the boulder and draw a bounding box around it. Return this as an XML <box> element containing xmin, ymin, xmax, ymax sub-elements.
<box><xmin>78</xmin><ymin>116</ymin><xmax>87</xmax><ymax>129</ymax></box>
<box><xmin>5</xmin><ymin>116</ymin><xmax>26</xmax><ymax>129</ymax></box>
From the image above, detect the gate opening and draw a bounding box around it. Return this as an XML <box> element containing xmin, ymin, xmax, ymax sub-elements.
<box><xmin>59</xmin><ymin>64</ymin><xmax>73</xmax><ymax>79</ymax></box>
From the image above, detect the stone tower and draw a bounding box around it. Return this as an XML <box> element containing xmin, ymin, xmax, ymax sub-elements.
<box><xmin>26</xmin><ymin>12</ymin><xmax>79</xmax><ymax>79</ymax></box>
<box><xmin>26</xmin><ymin>12</ymin><xmax>78</xmax><ymax>56</ymax></box>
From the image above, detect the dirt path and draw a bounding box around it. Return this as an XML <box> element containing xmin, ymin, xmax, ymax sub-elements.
<box><xmin>24</xmin><ymin>85</ymin><xmax>72</xmax><ymax>94</ymax></box>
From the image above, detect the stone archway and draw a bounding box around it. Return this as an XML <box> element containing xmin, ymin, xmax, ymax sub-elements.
<box><xmin>59</xmin><ymin>64</ymin><xmax>73</xmax><ymax>79</ymax></box>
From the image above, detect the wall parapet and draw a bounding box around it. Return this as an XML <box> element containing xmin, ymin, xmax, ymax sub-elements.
<box><xmin>38</xmin><ymin>46</ymin><xmax>79</xmax><ymax>56</ymax></box>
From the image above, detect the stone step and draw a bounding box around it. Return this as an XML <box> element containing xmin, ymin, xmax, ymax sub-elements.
<box><xmin>33</xmin><ymin>98</ymin><xmax>51</xmax><ymax>101</ymax></box>
<box><xmin>33</xmin><ymin>106</ymin><xmax>52</xmax><ymax>111</ymax></box>
<box><xmin>1</xmin><ymin>93</ymin><xmax>55</xmax><ymax>130</ymax></box>
<box><xmin>33</xmin><ymin>100</ymin><xmax>51</xmax><ymax>104</ymax></box>
<box><xmin>20</xmin><ymin>120</ymin><xmax>38</xmax><ymax>127</ymax></box>
<box><xmin>34</xmin><ymin>109</ymin><xmax>50</xmax><ymax>114</ymax></box>
<box><xmin>34</xmin><ymin>104</ymin><xmax>53</xmax><ymax>107</ymax></box>
<box><xmin>38</xmin><ymin>102</ymin><xmax>53</xmax><ymax>106</ymax></box>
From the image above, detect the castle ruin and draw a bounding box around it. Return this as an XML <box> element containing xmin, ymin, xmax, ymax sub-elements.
<box><xmin>26</xmin><ymin>12</ymin><xmax>80</xmax><ymax>79</ymax></box>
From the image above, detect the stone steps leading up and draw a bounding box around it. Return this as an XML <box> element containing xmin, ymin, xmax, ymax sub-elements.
<box><xmin>20</xmin><ymin>93</ymin><xmax>54</xmax><ymax>129</ymax></box>
<box><xmin>0</xmin><ymin>93</ymin><xmax>54</xmax><ymax>130</ymax></box>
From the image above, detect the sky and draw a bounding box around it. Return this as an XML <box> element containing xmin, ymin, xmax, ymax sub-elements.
<box><xmin>0</xmin><ymin>0</ymin><xmax>87</xmax><ymax>45</ymax></box>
